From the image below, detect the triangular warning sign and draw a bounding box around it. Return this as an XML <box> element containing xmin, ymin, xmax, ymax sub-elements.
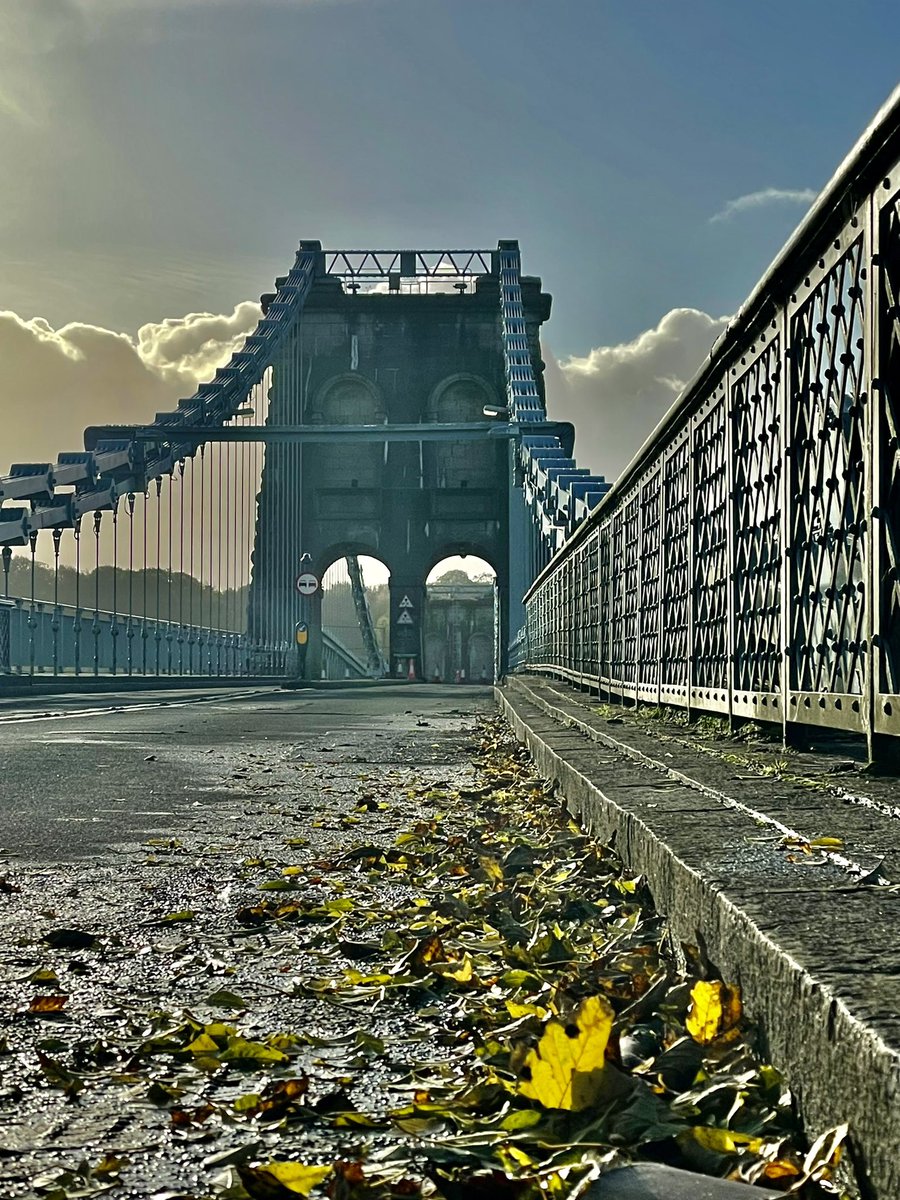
<box><xmin>397</xmin><ymin>611</ymin><xmax>414</xmax><ymax>625</ymax></box>
<box><xmin>399</xmin><ymin>595</ymin><xmax>414</xmax><ymax>608</ymax></box>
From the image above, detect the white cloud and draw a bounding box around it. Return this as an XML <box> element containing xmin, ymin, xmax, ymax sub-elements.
<box><xmin>136</xmin><ymin>301</ymin><xmax>261</xmax><ymax>385</ymax></box>
<box><xmin>544</xmin><ymin>308</ymin><xmax>731</xmax><ymax>480</ymax></box>
<box><xmin>0</xmin><ymin>298</ymin><xmax>728</xmax><ymax>507</ymax></box>
<box><xmin>0</xmin><ymin>311</ymin><xmax>175</xmax><ymax>465</ymax></box>
<box><xmin>0</xmin><ymin>303</ymin><xmax>259</xmax><ymax>467</ymax></box>
<box><xmin>710</xmin><ymin>187</ymin><xmax>817</xmax><ymax>223</ymax></box>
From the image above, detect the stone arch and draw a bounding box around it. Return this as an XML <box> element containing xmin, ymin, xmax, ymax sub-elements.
<box><xmin>422</xmin><ymin>550</ymin><xmax>498</xmax><ymax>683</ymax></box>
<box><xmin>316</xmin><ymin>540</ymin><xmax>390</xmax><ymax>578</ymax></box>
<box><xmin>426</xmin><ymin>374</ymin><xmax>498</xmax><ymax>490</ymax></box>
<box><xmin>310</xmin><ymin>374</ymin><xmax>386</xmax><ymax>490</ymax></box>
<box><xmin>424</xmin><ymin>544</ymin><xmax>499</xmax><ymax>581</ymax></box>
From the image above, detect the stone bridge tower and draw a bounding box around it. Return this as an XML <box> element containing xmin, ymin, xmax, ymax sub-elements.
<box><xmin>248</xmin><ymin>246</ymin><xmax>551</xmax><ymax>677</ymax></box>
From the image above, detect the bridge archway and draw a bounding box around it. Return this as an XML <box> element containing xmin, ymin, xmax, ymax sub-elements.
<box><xmin>319</xmin><ymin>551</ymin><xmax>390</xmax><ymax>677</ymax></box>
<box><xmin>424</xmin><ymin>554</ymin><xmax>497</xmax><ymax>684</ymax></box>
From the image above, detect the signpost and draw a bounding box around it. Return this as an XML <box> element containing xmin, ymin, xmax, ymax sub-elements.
<box><xmin>294</xmin><ymin>620</ymin><xmax>309</xmax><ymax>678</ymax></box>
<box><xmin>295</xmin><ymin>572</ymin><xmax>319</xmax><ymax>596</ymax></box>
<box><xmin>295</xmin><ymin>557</ymin><xmax>317</xmax><ymax>679</ymax></box>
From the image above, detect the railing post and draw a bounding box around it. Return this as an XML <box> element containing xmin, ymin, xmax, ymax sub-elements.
<box><xmin>866</xmin><ymin>181</ymin><xmax>896</xmax><ymax>764</ymax></box>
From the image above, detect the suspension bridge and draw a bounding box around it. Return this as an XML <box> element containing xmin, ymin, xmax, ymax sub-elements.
<box><xmin>3</xmin><ymin>83</ymin><xmax>900</xmax><ymax>1200</ymax></box>
<box><xmin>1</xmin><ymin>86</ymin><xmax>900</xmax><ymax>770</ymax></box>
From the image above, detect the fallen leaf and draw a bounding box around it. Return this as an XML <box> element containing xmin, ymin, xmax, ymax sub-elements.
<box><xmin>28</xmin><ymin>994</ymin><xmax>69</xmax><ymax>1014</ymax></box>
<box><xmin>205</xmin><ymin>989</ymin><xmax>249</xmax><ymax>1009</ymax></box>
<box><xmin>518</xmin><ymin>994</ymin><xmax>613</xmax><ymax>1111</ymax></box>
<box><xmin>685</xmin><ymin>980</ymin><xmax>742</xmax><ymax>1045</ymax></box>
<box><xmin>238</xmin><ymin>1161</ymin><xmax>332</xmax><ymax>1197</ymax></box>
<box><xmin>42</xmin><ymin>928</ymin><xmax>98</xmax><ymax>950</ymax></box>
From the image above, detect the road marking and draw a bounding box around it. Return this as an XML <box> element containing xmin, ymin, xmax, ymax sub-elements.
<box><xmin>0</xmin><ymin>688</ymin><xmax>277</xmax><ymax>725</ymax></box>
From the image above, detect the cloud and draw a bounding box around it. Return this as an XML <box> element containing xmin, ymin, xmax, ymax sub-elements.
<box><xmin>0</xmin><ymin>312</ymin><xmax>174</xmax><ymax>464</ymax></box>
<box><xmin>0</xmin><ymin>297</ymin><xmax>727</xmax><ymax>512</ymax></box>
<box><xmin>545</xmin><ymin>308</ymin><xmax>731</xmax><ymax>481</ymax></box>
<box><xmin>709</xmin><ymin>187</ymin><xmax>817</xmax><ymax>223</ymax></box>
<box><xmin>136</xmin><ymin>302</ymin><xmax>261</xmax><ymax>385</ymax></box>
<box><xmin>0</xmin><ymin>303</ymin><xmax>257</xmax><ymax>467</ymax></box>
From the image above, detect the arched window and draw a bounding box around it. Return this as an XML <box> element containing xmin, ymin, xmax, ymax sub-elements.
<box><xmin>426</xmin><ymin>375</ymin><xmax>497</xmax><ymax>490</ymax></box>
<box><xmin>312</xmin><ymin>376</ymin><xmax>385</xmax><ymax>489</ymax></box>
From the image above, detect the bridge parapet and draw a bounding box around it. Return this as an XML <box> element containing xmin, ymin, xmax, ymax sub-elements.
<box><xmin>520</xmin><ymin>84</ymin><xmax>900</xmax><ymax>761</ymax></box>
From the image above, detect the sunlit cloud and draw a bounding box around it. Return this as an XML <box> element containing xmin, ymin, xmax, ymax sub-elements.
<box><xmin>137</xmin><ymin>302</ymin><xmax>261</xmax><ymax>385</ymax></box>
<box><xmin>709</xmin><ymin>187</ymin><xmax>817</xmax><ymax>223</ymax></box>
<box><xmin>0</xmin><ymin>303</ymin><xmax>257</xmax><ymax>467</ymax></box>
<box><xmin>544</xmin><ymin>308</ymin><xmax>731</xmax><ymax>480</ymax></box>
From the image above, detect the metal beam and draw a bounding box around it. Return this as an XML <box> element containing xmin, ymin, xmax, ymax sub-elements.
<box><xmin>84</xmin><ymin>421</ymin><xmax>574</xmax><ymax>447</ymax></box>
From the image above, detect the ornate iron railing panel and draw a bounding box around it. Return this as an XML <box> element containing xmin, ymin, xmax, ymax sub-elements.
<box><xmin>522</xmin><ymin>86</ymin><xmax>900</xmax><ymax>756</ymax></box>
<box><xmin>788</xmin><ymin>231</ymin><xmax>868</xmax><ymax>724</ymax></box>
<box><xmin>660</xmin><ymin>435</ymin><xmax>691</xmax><ymax>701</ymax></box>
<box><xmin>637</xmin><ymin>469</ymin><xmax>661</xmax><ymax>702</ymax></box>
<box><xmin>692</xmin><ymin>388</ymin><xmax>729</xmax><ymax>702</ymax></box>
<box><xmin>731</xmin><ymin>332</ymin><xmax>782</xmax><ymax>710</ymax></box>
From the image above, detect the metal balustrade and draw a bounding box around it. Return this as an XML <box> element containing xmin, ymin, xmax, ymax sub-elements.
<box><xmin>520</xmin><ymin>85</ymin><xmax>900</xmax><ymax>758</ymax></box>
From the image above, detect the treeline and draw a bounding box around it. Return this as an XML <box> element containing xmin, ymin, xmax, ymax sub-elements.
<box><xmin>2</xmin><ymin>559</ymin><xmax>248</xmax><ymax>630</ymax></box>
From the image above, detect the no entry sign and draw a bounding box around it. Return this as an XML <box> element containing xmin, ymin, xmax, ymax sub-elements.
<box><xmin>295</xmin><ymin>572</ymin><xmax>319</xmax><ymax>596</ymax></box>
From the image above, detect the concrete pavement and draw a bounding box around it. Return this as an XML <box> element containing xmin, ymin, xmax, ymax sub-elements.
<box><xmin>0</xmin><ymin>684</ymin><xmax>492</xmax><ymax>864</ymax></box>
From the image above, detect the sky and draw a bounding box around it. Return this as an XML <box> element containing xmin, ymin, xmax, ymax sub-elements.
<box><xmin>1</xmin><ymin>0</ymin><xmax>898</xmax><ymax>500</ymax></box>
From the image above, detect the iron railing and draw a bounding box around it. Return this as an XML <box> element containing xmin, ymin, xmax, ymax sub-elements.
<box><xmin>521</xmin><ymin>85</ymin><xmax>900</xmax><ymax>756</ymax></box>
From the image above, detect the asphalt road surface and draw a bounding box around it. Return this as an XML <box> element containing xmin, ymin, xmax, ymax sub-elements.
<box><xmin>0</xmin><ymin>683</ymin><xmax>495</xmax><ymax>864</ymax></box>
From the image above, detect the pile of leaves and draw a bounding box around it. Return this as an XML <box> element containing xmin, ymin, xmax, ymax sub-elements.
<box><xmin>0</xmin><ymin>717</ymin><xmax>848</xmax><ymax>1199</ymax></box>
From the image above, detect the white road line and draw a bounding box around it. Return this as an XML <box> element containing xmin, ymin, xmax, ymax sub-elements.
<box><xmin>0</xmin><ymin>688</ymin><xmax>278</xmax><ymax>725</ymax></box>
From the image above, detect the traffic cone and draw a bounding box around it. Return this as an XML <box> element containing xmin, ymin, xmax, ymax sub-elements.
<box><xmin>407</xmin><ymin>657</ymin><xmax>416</xmax><ymax>681</ymax></box>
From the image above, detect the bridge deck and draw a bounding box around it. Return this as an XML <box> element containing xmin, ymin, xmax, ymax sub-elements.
<box><xmin>0</xmin><ymin>684</ymin><xmax>803</xmax><ymax>1198</ymax></box>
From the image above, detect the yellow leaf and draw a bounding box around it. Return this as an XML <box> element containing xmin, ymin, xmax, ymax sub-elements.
<box><xmin>518</xmin><ymin>994</ymin><xmax>613</xmax><ymax>1111</ymax></box>
<box><xmin>480</xmin><ymin>856</ymin><xmax>504</xmax><ymax>884</ymax></box>
<box><xmin>282</xmin><ymin>866</ymin><xmax>303</xmax><ymax>877</ymax></box>
<box><xmin>186</xmin><ymin>1032</ymin><xmax>219</xmax><ymax>1055</ymax></box>
<box><xmin>499</xmin><ymin>1144</ymin><xmax>537</xmax><ymax>1170</ymax></box>
<box><xmin>505</xmin><ymin>1000</ymin><xmax>547</xmax><ymax>1019</ymax></box>
<box><xmin>412</xmin><ymin>935</ymin><xmax>445</xmax><ymax>967</ymax></box>
<box><xmin>688</xmin><ymin>1126</ymin><xmax>764</xmax><ymax>1154</ymax></box>
<box><xmin>239</xmin><ymin>1161</ymin><xmax>331</xmax><ymax>1197</ymax></box>
<box><xmin>761</xmin><ymin>1158</ymin><xmax>802</xmax><ymax>1180</ymax></box>
<box><xmin>29</xmin><ymin>969</ymin><xmax>59</xmax><ymax>984</ymax></box>
<box><xmin>221</xmin><ymin>1036</ymin><xmax>289</xmax><ymax>1065</ymax></box>
<box><xmin>803</xmin><ymin>1123</ymin><xmax>847</xmax><ymax>1177</ymax></box>
<box><xmin>432</xmin><ymin>954</ymin><xmax>474</xmax><ymax>983</ymax></box>
<box><xmin>809</xmin><ymin>836</ymin><xmax>844</xmax><ymax>849</ymax></box>
<box><xmin>685</xmin><ymin>980</ymin><xmax>742</xmax><ymax>1045</ymax></box>
<box><xmin>28</xmin><ymin>994</ymin><xmax>68</xmax><ymax>1014</ymax></box>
